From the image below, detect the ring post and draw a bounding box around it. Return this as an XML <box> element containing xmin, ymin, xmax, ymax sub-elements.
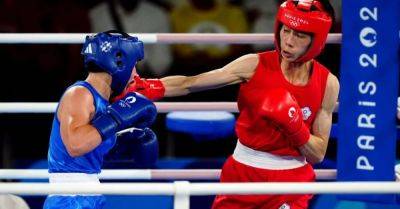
<box><xmin>173</xmin><ymin>181</ymin><xmax>190</xmax><ymax>209</ymax></box>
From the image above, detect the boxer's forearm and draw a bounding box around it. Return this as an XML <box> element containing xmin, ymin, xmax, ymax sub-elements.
<box><xmin>161</xmin><ymin>75</ymin><xmax>219</xmax><ymax>96</ymax></box>
<box><xmin>160</xmin><ymin>54</ymin><xmax>258</xmax><ymax>97</ymax></box>
<box><xmin>161</xmin><ymin>76</ymin><xmax>192</xmax><ymax>97</ymax></box>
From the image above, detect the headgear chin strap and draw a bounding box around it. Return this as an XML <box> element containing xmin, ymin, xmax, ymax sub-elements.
<box><xmin>81</xmin><ymin>30</ymin><xmax>144</xmax><ymax>95</ymax></box>
<box><xmin>275</xmin><ymin>0</ymin><xmax>332</xmax><ymax>62</ymax></box>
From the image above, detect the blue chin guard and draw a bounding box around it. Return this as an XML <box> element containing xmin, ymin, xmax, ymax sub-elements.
<box><xmin>81</xmin><ymin>30</ymin><xmax>144</xmax><ymax>95</ymax></box>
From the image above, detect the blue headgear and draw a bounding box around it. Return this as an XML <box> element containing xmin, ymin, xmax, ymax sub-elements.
<box><xmin>81</xmin><ymin>30</ymin><xmax>144</xmax><ymax>94</ymax></box>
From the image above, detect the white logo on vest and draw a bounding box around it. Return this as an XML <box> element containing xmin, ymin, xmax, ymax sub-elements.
<box><xmin>288</xmin><ymin>107</ymin><xmax>296</xmax><ymax>118</ymax></box>
<box><xmin>279</xmin><ymin>203</ymin><xmax>291</xmax><ymax>209</ymax></box>
<box><xmin>301</xmin><ymin>106</ymin><xmax>312</xmax><ymax>120</ymax></box>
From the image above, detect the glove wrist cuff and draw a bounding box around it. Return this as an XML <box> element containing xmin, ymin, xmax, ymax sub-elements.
<box><xmin>288</xmin><ymin>122</ymin><xmax>310</xmax><ymax>147</ymax></box>
<box><xmin>147</xmin><ymin>79</ymin><xmax>165</xmax><ymax>101</ymax></box>
<box><xmin>91</xmin><ymin>114</ymin><xmax>118</xmax><ymax>141</ymax></box>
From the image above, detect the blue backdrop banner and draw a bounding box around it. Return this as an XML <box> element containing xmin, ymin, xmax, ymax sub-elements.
<box><xmin>338</xmin><ymin>0</ymin><xmax>400</xmax><ymax>203</ymax></box>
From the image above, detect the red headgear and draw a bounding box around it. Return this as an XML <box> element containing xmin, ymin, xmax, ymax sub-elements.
<box><xmin>275</xmin><ymin>0</ymin><xmax>332</xmax><ymax>62</ymax></box>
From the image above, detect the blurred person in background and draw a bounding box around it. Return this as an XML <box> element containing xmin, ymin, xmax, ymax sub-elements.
<box><xmin>0</xmin><ymin>0</ymin><xmax>92</xmax><ymax>101</ymax></box>
<box><xmin>170</xmin><ymin>0</ymin><xmax>250</xmax><ymax>74</ymax></box>
<box><xmin>89</xmin><ymin>0</ymin><xmax>172</xmax><ymax>76</ymax></box>
<box><xmin>240</xmin><ymin>0</ymin><xmax>279</xmax><ymax>51</ymax></box>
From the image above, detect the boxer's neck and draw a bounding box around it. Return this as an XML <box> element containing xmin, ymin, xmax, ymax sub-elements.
<box><xmin>86</xmin><ymin>72</ymin><xmax>112</xmax><ymax>100</ymax></box>
<box><xmin>280</xmin><ymin>60</ymin><xmax>313</xmax><ymax>86</ymax></box>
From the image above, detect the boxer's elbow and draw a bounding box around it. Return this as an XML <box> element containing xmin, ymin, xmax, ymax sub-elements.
<box><xmin>301</xmin><ymin>135</ymin><xmax>327</xmax><ymax>164</ymax></box>
<box><xmin>66</xmin><ymin>143</ymin><xmax>86</xmax><ymax>157</ymax></box>
<box><xmin>306</xmin><ymin>154</ymin><xmax>324</xmax><ymax>164</ymax></box>
<box><xmin>301</xmin><ymin>148</ymin><xmax>326</xmax><ymax>164</ymax></box>
<box><xmin>68</xmin><ymin>150</ymin><xmax>82</xmax><ymax>158</ymax></box>
<box><xmin>64</xmin><ymin>136</ymin><xmax>89</xmax><ymax>157</ymax></box>
<box><xmin>63</xmin><ymin>126</ymin><xmax>100</xmax><ymax>157</ymax></box>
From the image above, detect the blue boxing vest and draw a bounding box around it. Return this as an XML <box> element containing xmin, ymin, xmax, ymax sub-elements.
<box><xmin>47</xmin><ymin>81</ymin><xmax>116</xmax><ymax>173</ymax></box>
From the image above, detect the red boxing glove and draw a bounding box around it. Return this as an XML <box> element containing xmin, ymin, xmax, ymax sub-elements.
<box><xmin>113</xmin><ymin>75</ymin><xmax>165</xmax><ymax>102</ymax></box>
<box><xmin>260</xmin><ymin>88</ymin><xmax>310</xmax><ymax>147</ymax></box>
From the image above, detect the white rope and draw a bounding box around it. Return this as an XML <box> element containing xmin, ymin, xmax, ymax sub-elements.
<box><xmin>0</xmin><ymin>103</ymin><xmax>57</xmax><ymax>113</ymax></box>
<box><xmin>0</xmin><ymin>182</ymin><xmax>174</xmax><ymax>195</ymax></box>
<box><xmin>0</xmin><ymin>102</ymin><xmax>338</xmax><ymax>113</ymax></box>
<box><xmin>0</xmin><ymin>102</ymin><xmax>237</xmax><ymax>113</ymax></box>
<box><xmin>0</xmin><ymin>33</ymin><xmax>157</xmax><ymax>44</ymax></box>
<box><xmin>0</xmin><ymin>181</ymin><xmax>398</xmax><ymax>195</ymax></box>
<box><xmin>188</xmin><ymin>182</ymin><xmax>400</xmax><ymax>195</ymax></box>
<box><xmin>0</xmin><ymin>169</ymin><xmax>336</xmax><ymax>180</ymax></box>
<box><xmin>0</xmin><ymin>33</ymin><xmax>342</xmax><ymax>44</ymax></box>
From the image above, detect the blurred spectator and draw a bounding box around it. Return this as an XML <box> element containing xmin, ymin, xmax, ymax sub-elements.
<box><xmin>241</xmin><ymin>0</ymin><xmax>279</xmax><ymax>50</ymax></box>
<box><xmin>89</xmin><ymin>0</ymin><xmax>172</xmax><ymax>76</ymax></box>
<box><xmin>0</xmin><ymin>0</ymin><xmax>17</xmax><ymax>101</ymax></box>
<box><xmin>170</xmin><ymin>0</ymin><xmax>249</xmax><ymax>61</ymax></box>
<box><xmin>0</xmin><ymin>0</ymin><xmax>91</xmax><ymax>101</ymax></box>
<box><xmin>0</xmin><ymin>0</ymin><xmax>17</xmax><ymax>32</ymax></box>
<box><xmin>330</xmin><ymin>0</ymin><xmax>341</xmax><ymax>32</ymax></box>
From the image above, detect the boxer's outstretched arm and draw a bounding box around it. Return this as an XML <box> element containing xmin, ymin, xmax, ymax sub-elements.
<box><xmin>299</xmin><ymin>73</ymin><xmax>340</xmax><ymax>164</ymax></box>
<box><xmin>161</xmin><ymin>54</ymin><xmax>259</xmax><ymax>97</ymax></box>
<box><xmin>58</xmin><ymin>87</ymin><xmax>102</xmax><ymax>157</ymax></box>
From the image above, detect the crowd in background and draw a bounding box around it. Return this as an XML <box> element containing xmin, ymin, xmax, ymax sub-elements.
<box><xmin>0</xmin><ymin>0</ymin><xmax>342</xmax><ymax>100</ymax></box>
<box><xmin>0</xmin><ymin>0</ymin><xmax>341</xmax><ymax>167</ymax></box>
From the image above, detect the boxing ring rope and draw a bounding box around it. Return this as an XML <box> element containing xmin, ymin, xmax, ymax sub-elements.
<box><xmin>0</xmin><ymin>102</ymin><xmax>340</xmax><ymax>113</ymax></box>
<box><xmin>0</xmin><ymin>181</ymin><xmax>398</xmax><ymax>195</ymax></box>
<box><xmin>0</xmin><ymin>33</ymin><xmax>342</xmax><ymax>44</ymax></box>
<box><xmin>0</xmin><ymin>181</ymin><xmax>399</xmax><ymax>209</ymax></box>
<box><xmin>0</xmin><ymin>169</ymin><xmax>337</xmax><ymax>180</ymax></box>
<box><xmin>0</xmin><ymin>102</ymin><xmax>239</xmax><ymax>113</ymax></box>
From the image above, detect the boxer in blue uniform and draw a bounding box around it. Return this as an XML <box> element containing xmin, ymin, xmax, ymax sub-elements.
<box><xmin>44</xmin><ymin>31</ymin><xmax>158</xmax><ymax>209</ymax></box>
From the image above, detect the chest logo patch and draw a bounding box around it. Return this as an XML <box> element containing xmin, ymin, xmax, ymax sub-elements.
<box><xmin>279</xmin><ymin>203</ymin><xmax>291</xmax><ymax>209</ymax></box>
<box><xmin>301</xmin><ymin>107</ymin><xmax>312</xmax><ymax>120</ymax></box>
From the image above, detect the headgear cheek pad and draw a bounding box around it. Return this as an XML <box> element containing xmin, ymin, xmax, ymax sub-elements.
<box><xmin>81</xmin><ymin>30</ymin><xmax>144</xmax><ymax>94</ymax></box>
<box><xmin>275</xmin><ymin>0</ymin><xmax>332</xmax><ymax>62</ymax></box>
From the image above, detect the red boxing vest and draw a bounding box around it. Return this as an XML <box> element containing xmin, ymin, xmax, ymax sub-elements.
<box><xmin>236</xmin><ymin>50</ymin><xmax>329</xmax><ymax>156</ymax></box>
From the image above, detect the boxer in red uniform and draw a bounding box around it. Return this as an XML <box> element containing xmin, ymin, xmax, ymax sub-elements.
<box><xmin>115</xmin><ymin>0</ymin><xmax>339</xmax><ymax>208</ymax></box>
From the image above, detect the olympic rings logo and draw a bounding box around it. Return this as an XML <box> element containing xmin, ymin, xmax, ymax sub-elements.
<box><xmin>288</xmin><ymin>107</ymin><xmax>296</xmax><ymax>119</ymax></box>
<box><xmin>118</xmin><ymin>95</ymin><xmax>137</xmax><ymax>108</ymax></box>
<box><xmin>124</xmin><ymin>96</ymin><xmax>137</xmax><ymax>104</ymax></box>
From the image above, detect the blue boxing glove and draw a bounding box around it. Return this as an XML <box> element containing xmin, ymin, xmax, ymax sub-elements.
<box><xmin>91</xmin><ymin>92</ymin><xmax>157</xmax><ymax>141</ymax></box>
<box><xmin>104</xmin><ymin>127</ymin><xmax>159</xmax><ymax>168</ymax></box>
